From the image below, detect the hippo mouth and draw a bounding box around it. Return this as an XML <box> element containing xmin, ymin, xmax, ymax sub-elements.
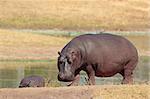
<box><xmin>57</xmin><ymin>75</ymin><xmax>74</xmax><ymax>82</ymax></box>
<box><xmin>19</xmin><ymin>86</ymin><xmax>23</xmax><ymax>88</ymax></box>
<box><xmin>19</xmin><ymin>85</ymin><xmax>27</xmax><ymax>88</ymax></box>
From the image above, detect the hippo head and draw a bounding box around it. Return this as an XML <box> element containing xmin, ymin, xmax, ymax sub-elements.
<box><xmin>19</xmin><ymin>80</ymin><xmax>31</xmax><ymax>88</ymax></box>
<box><xmin>57</xmin><ymin>48</ymin><xmax>81</xmax><ymax>82</ymax></box>
<box><xmin>19</xmin><ymin>80</ymin><xmax>37</xmax><ymax>88</ymax></box>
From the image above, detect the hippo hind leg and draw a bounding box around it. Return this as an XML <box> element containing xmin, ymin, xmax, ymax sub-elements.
<box><xmin>120</xmin><ymin>58</ymin><xmax>138</xmax><ymax>84</ymax></box>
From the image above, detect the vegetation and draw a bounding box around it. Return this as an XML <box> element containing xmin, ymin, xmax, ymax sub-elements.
<box><xmin>0</xmin><ymin>29</ymin><xmax>71</xmax><ymax>60</ymax></box>
<box><xmin>0</xmin><ymin>0</ymin><xmax>149</xmax><ymax>92</ymax></box>
<box><xmin>0</xmin><ymin>29</ymin><xmax>149</xmax><ymax>61</ymax></box>
<box><xmin>0</xmin><ymin>0</ymin><xmax>149</xmax><ymax>31</ymax></box>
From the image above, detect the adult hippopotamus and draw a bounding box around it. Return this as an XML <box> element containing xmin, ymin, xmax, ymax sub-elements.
<box><xmin>57</xmin><ymin>34</ymin><xmax>138</xmax><ymax>85</ymax></box>
<box><xmin>19</xmin><ymin>75</ymin><xmax>45</xmax><ymax>88</ymax></box>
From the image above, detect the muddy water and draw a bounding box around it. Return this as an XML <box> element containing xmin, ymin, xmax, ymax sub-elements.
<box><xmin>0</xmin><ymin>34</ymin><xmax>149</xmax><ymax>88</ymax></box>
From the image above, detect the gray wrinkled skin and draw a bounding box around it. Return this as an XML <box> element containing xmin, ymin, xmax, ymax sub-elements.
<box><xmin>57</xmin><ymin>34</ymin><xmax>138</xmax><ymax>85</ymax></box>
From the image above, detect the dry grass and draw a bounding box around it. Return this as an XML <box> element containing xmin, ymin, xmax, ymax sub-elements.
<box><xmin>0</xmin><ymin>85</ymin><xmax>149</xmax><ymax>99</ymax></box>
<box><xmin>124</xmin><ymin>35</ymin><xmax>150</xmax><ymax>56</ymax></box>
<box><xmin>0</xmin><ymin>0</ymin><xmax>149</xmax><ymax>30</ymax></box>
<box><xmin>0</xmin><ymin>29</ymin><xmax>149</xmax><ymax>60</ymax></box>
<box><xmin>0</xmin><ymin>29</ymin><xmax>71</xmax><ymax>60</ymax></box>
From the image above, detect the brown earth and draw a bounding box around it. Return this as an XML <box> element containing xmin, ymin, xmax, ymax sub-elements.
<box><xmin>0</xmin><ymin>85</ymin><xmax>149</xmax><ymax>99</ymax></box>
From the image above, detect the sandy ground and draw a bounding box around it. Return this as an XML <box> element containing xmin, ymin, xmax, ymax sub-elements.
<box><xmin>0</xmin><ymin>85</ymin><xmax>149</xmax><ymax>99</ymax></box>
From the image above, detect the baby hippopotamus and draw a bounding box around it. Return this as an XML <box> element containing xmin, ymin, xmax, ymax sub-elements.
<box><xmin>19</xmin><ymin>75</ymin><xmax>45</xmax><ymax>88</ymax></box>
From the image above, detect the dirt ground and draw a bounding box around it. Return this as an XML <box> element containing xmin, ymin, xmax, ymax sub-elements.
<box><xmin>0</xmin><ymin>85</ymin><xmax>149</xmax><ymax>99</ymax></box>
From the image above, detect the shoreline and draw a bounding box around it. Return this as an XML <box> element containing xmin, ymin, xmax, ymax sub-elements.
<box><xmin>0</xmin><ymin>85</ymin><xmax>149</xmax><ymax>99</ymax></box>
<box><xmin>5</xmin><ymin>28</ymin><xmax>150</xmax><ymax>36</ymax></box>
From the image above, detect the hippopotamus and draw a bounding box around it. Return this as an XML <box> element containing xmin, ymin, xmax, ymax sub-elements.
<box><xmin>19</xmin><ymin>75</ymin><xmax>45</xmax><ymax>88</ymax></box>
<box><xmin>57</xmin><ymin>33</ymin><xmax>138</xmax><ymax>85</ymax></box>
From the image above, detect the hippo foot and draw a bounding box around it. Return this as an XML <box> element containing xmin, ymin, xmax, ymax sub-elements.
<box><xmin>67</xmin><ymin>82</ymin><xmax>79</xmax><ymax>86</ymax></box>
<box><xmin>122</xmin><ymin>79</ymin><xmax>133</xmax><ymax>84</ymax></box>
<box><xmin>121</xmin><ymin>76</ymin><xmax>133</xmax><ymax>84</ymax></box>
<box><xmin>67</xmin><ymin>74</ymin><xmax>80</xmax><ymax>86</ymax></box>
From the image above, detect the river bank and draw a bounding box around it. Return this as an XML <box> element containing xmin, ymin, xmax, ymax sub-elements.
<box><xmin>0</xmin><ymin>85</ymin><xmax>149</xmax><ymax>99</ymax></box>
<box><xmin>0</xmin><ymin>29</ymin><xmax>149</xmax><ymax>61</ymax></box>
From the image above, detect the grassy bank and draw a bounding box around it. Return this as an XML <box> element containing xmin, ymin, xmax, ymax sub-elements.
<box><xmin>0</xmin><ymin>29</ymin><xmax>71</xmax><ymax>60</ymax></box>
<box><xmin>0</xmin><ymin>0</ymin><xmax>149</xmax><ymax>31</ymax></box>
<box><xmin>0</xmin><ymin>85</ymin><xmax>149</xmax><ymax>99</ymax></box>
<box><xmin>0</xmin><ymin>29</ymin><xmax>149</xmax><ymax>60</ymax></box>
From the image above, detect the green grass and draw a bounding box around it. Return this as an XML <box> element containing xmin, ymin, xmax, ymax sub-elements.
<box><xmin>0</xmin><ymin>59</ymin><xmax>54</xmax><ymax>62</ymax></box>
<box><xmin>140</xmin><ymin>56</ymin><xmax>150</xmax><ymax>63</ymax></box>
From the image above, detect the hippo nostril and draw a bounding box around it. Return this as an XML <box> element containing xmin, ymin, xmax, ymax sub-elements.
<box><xmin>58</xmin><ymin>73</ymin><xmax>64</xmax><ymax>80</ymax></box>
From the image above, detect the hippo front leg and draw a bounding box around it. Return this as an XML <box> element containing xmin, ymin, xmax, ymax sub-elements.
<box><xmin>67</xmin><ymin>74</ymin><xmax>80</xmax><ymax>86</ymax></box>
<box><xmin>84</xmin><ymin>65</ymin><xmax>95</xmax><ymax>85</ymax></box>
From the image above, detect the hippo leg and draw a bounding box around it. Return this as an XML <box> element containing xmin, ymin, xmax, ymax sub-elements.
<box><xmin>121</xmin><ymin>70</ymin><xmax>133</xmax><ymax>84</ymax></box>
<box><xmin>120</xmin><ymin>59</ymin><xmax>137</xmax><ymax>84</ymax></box>
<box><xmin>84</xmin><ymin>65</ymin><xmax>95</xmax><ymax>85</ymax></box>
<box><xmin>67</xmin><ymin>74</ymin><xmax>80</xmax><ymax>86</ymax></box>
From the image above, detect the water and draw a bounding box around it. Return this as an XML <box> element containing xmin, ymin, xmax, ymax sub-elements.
<box><xmin>0</xmin><ymin>60</ymin><xmax>60</xmax><ymax>88</ymax></box>
<box><xmin>0</xmin><ymin>34</ymin><xmax>149</xmax><ymax>88</ymax></box>
<box><xmin>0</xmin><ymin>56</ymin><xmax>149</xmax><ymax>88</ymax></box>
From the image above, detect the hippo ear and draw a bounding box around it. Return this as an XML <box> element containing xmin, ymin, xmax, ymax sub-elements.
<box><xmin>58</xmin><ymin>51</ymin><xmax>61</xmax><ymax>56</ymax></box>
<box><xmin>27</xmin><ymin>81</ymin><xmax>31</xmax><ymax>87</ymax></box>
<box><xmin>28</xmin><ymin>81</ymin><xmax>36</xmax><ymax>87</ymax></box>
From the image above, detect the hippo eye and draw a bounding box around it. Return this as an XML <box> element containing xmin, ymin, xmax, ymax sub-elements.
<box><xmin>59</xmin><ymin>61</ymin><xmax>63</xmax><ymax>64</ymax></box>
<box><xmin>66</xmin><ymin>56</ymin><xmax>72</xmax><ymax>64</ymax></box>
<box><xmin>67</xmin><ymin>59</ymin><xmax>72</xmax><ymax>64</ymax></box>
